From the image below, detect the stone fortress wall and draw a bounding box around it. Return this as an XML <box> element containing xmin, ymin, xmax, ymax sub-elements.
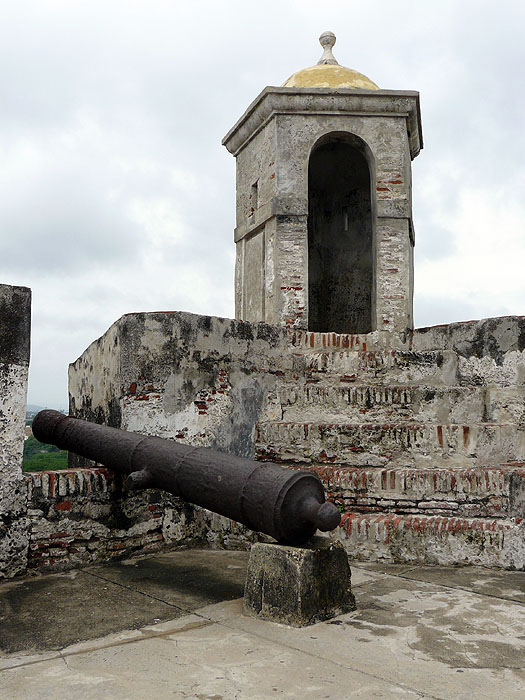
<box><xmin>68</xmin><ymin>311</ymin><xmax>525</xmax><ymax>570</ymax></box>
<box><xmin>1</xmin><ymin>283</ymin><xmax>197</xmax><ymax>579</ymax></box>
<box><xmin>1</xmin><ymin>283</ymin><xmax>524</xmax><ymax>579</ymax></box>
<box><xmin>0</xmin><ymin>292</ymin><xmax>285</xmax><ymax>579</ymax></box>
<box><xmin>1</xmin><ymin>34</ymin><xmax>524</xmax><ymax>578</ymax></box>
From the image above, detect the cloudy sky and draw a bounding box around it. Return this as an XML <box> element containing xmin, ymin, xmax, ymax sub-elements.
<box><xmin>1</xmin><ymin>0</ymin><xmax>524</xmax><ymax>408</ymax></box>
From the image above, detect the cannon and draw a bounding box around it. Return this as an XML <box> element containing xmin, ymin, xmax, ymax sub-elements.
<box><xmin>32</xmin><ymin>410</ymin><xmax>341</xmax><ymax>545</ymax></box>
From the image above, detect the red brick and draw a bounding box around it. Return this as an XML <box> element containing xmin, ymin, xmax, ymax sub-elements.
<box><xmin>56</xmin><ymin>500</ymin><xmax>73</xmax><ymax>511</ymax></box>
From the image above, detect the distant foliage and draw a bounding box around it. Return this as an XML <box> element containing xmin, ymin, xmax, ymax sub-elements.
<box><xmin>23</xmin><ymin>434</ymin><xmax>68</xmax><ymax>472</ymax></box>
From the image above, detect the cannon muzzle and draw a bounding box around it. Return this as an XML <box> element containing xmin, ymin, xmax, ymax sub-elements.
<box><xmin>33</xmin><ymin>409</ymin><xmax>341</xmax><ymax>545</ymax></box>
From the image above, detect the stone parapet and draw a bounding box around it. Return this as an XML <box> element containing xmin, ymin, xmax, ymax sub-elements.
<box><xmin>303</xmin><ymin>465</ymin><xmax>525</xmax><ymax>519</ymax></box>
<box><xmin>23</xmin><ymin>467</ymin><xmax>261</xmax><ymax>574</ymax></box>
<box><xmin>337</xmin><ymin>513</ymin><xmax>525</xmax><ymax>569</ymax></box>
<box><xmin>303</xmin><ymin>348</ymin><xmax>457</xmax><ymax>385</ymax></box>
<box><xmin>289</xmin><ymin>316</ymin><xmax>525</xmax><ymax>358</ymax></box>
<box><xmin>64</xmin><ymin>312</ymin><xmax>525</xmax><ymax>570</ymax></box>
<box><xmin>69</xmin><ymin>311</ymin><xmax>294</xmax><ymax>461</ymax></box>
<box><xmin>0</xmin><ymin>284</ymin><xmax>31</xmax><ymax>579</ymax></box>
<box><xmin>256</xmin><ymin>421</ymin><xmax>525</xmax><ymax>468</ymax></box>
<box><xmin>264</xmin><ymin>383</ymin><xmax>488</xmax><ymax>424</ymax></box>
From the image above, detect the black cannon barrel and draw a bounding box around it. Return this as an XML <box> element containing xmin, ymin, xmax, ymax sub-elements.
<box><xmin>32</xmin><ymin>409</ymin><xmax>341</xmax><ymax>545</ymax></box>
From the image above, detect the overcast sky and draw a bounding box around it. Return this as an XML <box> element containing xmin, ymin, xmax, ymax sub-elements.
<box><xmin>1</xmin><ymin>0</ymin><xmax>524</xmax><ymax>408</ymax></box>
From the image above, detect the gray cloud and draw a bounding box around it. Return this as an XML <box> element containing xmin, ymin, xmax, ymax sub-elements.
<box><xmin>0</xmin><ymin>0</ymin><xmax>523</xmax><ymax>406</ymax></box>
<box><xmin>0</xmin><ymin>156</ymin><xmax>143</xmax><ymax>273</ymax></box>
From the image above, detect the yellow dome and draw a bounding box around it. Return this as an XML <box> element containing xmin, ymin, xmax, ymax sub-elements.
<box><xmin>282</xmin><ymin>32</ymin><xmax>379</xmax><ymax>91</ymax></box>
<box><xmin>283</xmin><ymin>64</ymin><xmax>379</xmax><ymax>90</ymax></box>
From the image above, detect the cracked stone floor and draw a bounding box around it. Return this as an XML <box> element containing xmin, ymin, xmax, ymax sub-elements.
<box><xmin>1</xmin><ymin>549</ymin><xmax>524</xmax><ymax>699</ymax></box>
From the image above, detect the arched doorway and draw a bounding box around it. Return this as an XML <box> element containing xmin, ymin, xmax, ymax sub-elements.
<box><xmin>308</xmin><ymin>133</ymin><xmax>374</xmax><ymax>334</ymax></box>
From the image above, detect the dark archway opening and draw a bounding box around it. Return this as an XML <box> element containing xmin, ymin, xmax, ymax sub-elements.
<box><xmin>308</xmin><ymin>135</ymin><xmax>373</xmax><ymax>334</ymax></box>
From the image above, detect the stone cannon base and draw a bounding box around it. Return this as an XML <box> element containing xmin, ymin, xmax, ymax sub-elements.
<box><xmin>243</xmin><ymin>536</ymin><xmax>356</xmax><ymax>626</ymax></box>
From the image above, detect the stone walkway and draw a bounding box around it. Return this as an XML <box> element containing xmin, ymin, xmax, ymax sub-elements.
<box><xmin>1</xmin><ymin>549</ymin><xmax>524</xmax><ymax>699</ymax></box>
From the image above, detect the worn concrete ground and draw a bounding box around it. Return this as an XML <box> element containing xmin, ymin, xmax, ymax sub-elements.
<box><xmin>1</xmin><ymin>549</ymin><xmax>524</xmax><ymax>699</ymax></box>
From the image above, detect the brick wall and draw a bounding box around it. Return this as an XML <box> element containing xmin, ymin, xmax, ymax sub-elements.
<box><xmin>23</xmin><ymin>466</ymin><xmax>260</xmax><ymax>574</ymax></box>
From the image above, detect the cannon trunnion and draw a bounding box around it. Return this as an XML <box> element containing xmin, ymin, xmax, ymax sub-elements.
<box><xmin>32</xmin><ymin>410</ymin><xmax>341</xmax><ymax>545</ymax></box>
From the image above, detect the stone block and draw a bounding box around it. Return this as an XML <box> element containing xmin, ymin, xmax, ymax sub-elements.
<box><xmin>0</xmin><ymin>284</ymin><xmax>31</xmax><ymax>365</ymax></box>
<box><xmin>243</xmin><ymin>536</ymin><xmax>355</xmax><ymax>626</ymax></box>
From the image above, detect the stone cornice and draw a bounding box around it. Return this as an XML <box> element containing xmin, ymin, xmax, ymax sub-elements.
<box><xmin>222</xmin><ymin>87</ymin><xmax>423</xmax><ymax>159</ymax></box>
<box><xmin>234</xmin><ymin>197</ymin><xmax>415</xmax><ymax>243</ymax></box>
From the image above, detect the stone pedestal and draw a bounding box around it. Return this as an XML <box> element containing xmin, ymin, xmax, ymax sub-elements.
<box><xmin>243</xmin><ymin>536</ymin><xmax>356</xmax><ymax>626</ymax></box>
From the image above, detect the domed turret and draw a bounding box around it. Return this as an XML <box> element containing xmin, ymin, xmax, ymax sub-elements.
<box><xmin>223</xmin><ymin>32</ymin><xmax>422</xmax><ymax>335</ymax></box>
<box><xmin>283</xmin><ymin>32</ymin><xmax>379</xmax><ymax>90</ymax></box>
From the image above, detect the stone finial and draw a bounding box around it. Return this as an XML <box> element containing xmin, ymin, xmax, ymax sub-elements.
<box><xmin>317</xmin><ymin>31</ymin><xmax>339</xmax><ymax>65</ymax></box>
